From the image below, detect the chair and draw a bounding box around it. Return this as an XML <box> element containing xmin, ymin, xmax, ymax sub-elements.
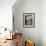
<box><xmin>25</xmin><ymin>40</ymin><xmax>35</xmax><ymax>46</ymax></box>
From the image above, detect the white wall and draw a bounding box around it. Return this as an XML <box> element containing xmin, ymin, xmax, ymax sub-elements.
<box><xmin>41</xmin><ymin>0</ymin><xmax>46</xmax><ymax>46</ymax></box>
<box><xmin>0</xmin><ymin>0</ymin><xmax>16</xmax><ymax>30</ymax></box>
<box><xmin>13</xmin><ymin>0</ymin><xmax>41</xmax><ymax>46</ymax></box>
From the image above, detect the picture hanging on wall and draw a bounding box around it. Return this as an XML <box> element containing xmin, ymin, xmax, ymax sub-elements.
<box><xmin>23</xmin><ymin>13</ymin><xmax>35</xmax><ymax>28</ymax></box>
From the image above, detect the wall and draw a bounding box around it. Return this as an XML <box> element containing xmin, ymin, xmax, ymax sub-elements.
<box><xmin>0</xmin><ymin>0</ymin><xmax>16</xmax><ymax>30</ymax></box>
<box><xmin>41</xmin><ymin>0</ymin><xmax>46</xmax><ymax>46</ymax></box>
<box><xmin>13</xmin><ymin>0</ymin><xmax>41</xmax><ymax>46</ymax></box>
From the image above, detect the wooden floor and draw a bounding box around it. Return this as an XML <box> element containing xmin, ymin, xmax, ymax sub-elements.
<box><xmin>0</xmin><ymin>39</ymin><xmax>16</xmax><ymax>46</ymax></box>
<box><xmin>0</xmin><ymin>33</ymin><xmax>23</xmax><ymax>46</ymax></box>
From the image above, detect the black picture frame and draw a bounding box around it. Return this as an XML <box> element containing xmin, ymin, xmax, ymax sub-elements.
<box><xmin>23</xmin><ymin>13</ymin><xmax>35</xmax><ymax>28</ymax></box>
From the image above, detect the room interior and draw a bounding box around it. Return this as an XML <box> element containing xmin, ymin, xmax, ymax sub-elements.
<box><xmin>0</xmin><ymin>0</ymin><xmax>46</xmax><ymax>46</ymax></box>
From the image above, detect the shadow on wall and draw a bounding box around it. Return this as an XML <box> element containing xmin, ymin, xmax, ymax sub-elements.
<box><xmin>12</xmin><ymin>0</ymin><xmax>24</xmax><ymax>10</ymax></box>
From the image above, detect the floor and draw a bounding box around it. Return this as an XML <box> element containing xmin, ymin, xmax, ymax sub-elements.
<box><xmin>0</xmin><ymin>33</ymin><xmax>23</xmax><ymax>46</ymax></box>
<box><xmin>0</xmin><ymin>39</ymin><xmax>16</xmax><ymax>46</ymax></box>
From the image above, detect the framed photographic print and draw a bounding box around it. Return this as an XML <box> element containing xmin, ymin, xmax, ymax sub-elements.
<box><xmin>23</xmin><ymin>13</ymin><xmax>35</xmax><ymax>28</ymax></box>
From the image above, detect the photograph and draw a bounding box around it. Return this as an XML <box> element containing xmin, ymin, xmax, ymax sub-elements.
<box><xmin>23</xmin><ymin>13</ymin><xmax>35</xmax><ymax>28</ymax></box>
